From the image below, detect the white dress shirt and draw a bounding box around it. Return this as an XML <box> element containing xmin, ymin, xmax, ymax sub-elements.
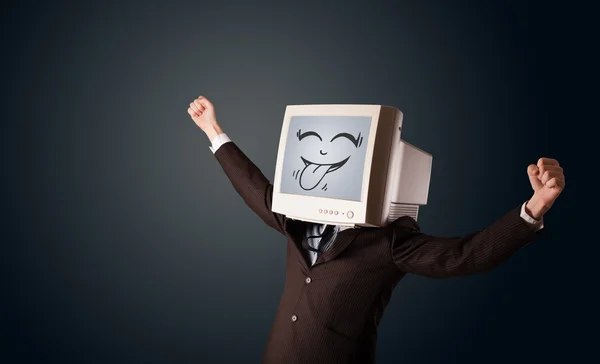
<box><xmin>209</xmin><ymin>133</ymin><xmax>543</xmax><ymax>265</ymax></box>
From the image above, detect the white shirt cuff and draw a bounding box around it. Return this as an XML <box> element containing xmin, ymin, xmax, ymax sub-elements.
<box><xmin>520</xmin><ymin>201</ymin><xmax>544</xmax><ymax>231</ymax></box>
<box><xmin>208</xmin><ymin>133</ymin><xmax>232</xmax><ymax>154</ymax></box>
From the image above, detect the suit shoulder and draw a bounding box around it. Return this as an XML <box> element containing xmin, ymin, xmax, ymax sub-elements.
<box><xmin>389</xmin><ymin>215</ymin><xmax>421</xmax><ymax>233</ymax></box>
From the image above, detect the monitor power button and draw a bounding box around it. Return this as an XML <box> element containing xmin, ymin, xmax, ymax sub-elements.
<box><xmin>347</xmin><ymin>211</ymin><xmax>354</xmax><ymax>219</ymax></box>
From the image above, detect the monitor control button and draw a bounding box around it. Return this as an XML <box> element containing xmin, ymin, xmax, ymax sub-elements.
<box><xmin>324</xmin><ymin>209</ymin><xmax>329</xmax><ymax>214</ymax></box>
<box><xmin>328</xmin><ymin>210</ymin><xmax>333</xmax><ymax>215</ymax></box>
<box><xmin>318</xmin><ymin>209</ymin><xmax>323</xmax><ymax>213</ymax></box>
<box><xmin>347</xmin><ymin>211</ymin><xmax>354</xmax><ymax>219</ymax></box>
<box><xmin>334</xmin><ymin>211</ymin><xmax>339</xmax><ymax>216</ymax></box>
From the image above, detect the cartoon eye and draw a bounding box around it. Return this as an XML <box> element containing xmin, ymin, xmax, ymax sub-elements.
<box><xmin>297</xmin><ymin>129</ymin><xmax>322</xmax><ymax>141</ymax></box>
<box><xmin>330</xmin><ymin>132</ymin><xmax>362</xmax><ymax>148</ymax></box>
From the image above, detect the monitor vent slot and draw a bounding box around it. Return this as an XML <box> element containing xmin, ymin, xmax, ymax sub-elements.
<box><xmin>387</xmin><ymin>203</ymin><xmax>419</xmax><ymax>223</ymax></box>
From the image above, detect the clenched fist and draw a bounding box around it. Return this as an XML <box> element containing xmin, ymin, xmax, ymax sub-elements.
<box><xmin>525</xmin><ymin>157</ymin><xmax>565</xmax><ymax>219</ymax></box>
<box><xmin>188</xmin><ymin>96</ymin><xmax>222</xmax><ymax>142</ymax></box>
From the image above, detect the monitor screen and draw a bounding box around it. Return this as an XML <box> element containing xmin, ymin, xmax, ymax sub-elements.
<box><xmin>279</xmin><ymin>115</ymin><xmax>372</xmax><ymax>201</ymax></box>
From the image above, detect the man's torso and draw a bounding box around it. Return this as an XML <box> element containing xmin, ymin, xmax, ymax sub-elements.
<box><xmin>262</xmin><ymin>218</ymin><xmax>417</xmax><ymax>364</ymax></box>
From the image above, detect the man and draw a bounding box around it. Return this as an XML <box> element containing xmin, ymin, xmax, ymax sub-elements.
<box><xmin>187</xmin><ymin>96</ymin><xmax>565</xmax><ymax>364</ymax></box>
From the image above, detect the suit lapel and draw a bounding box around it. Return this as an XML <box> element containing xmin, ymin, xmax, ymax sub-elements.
<box><xmin>313</xmin><ymin>228</ymin><xmax>361</xmax><ymax>267</ymax></box>
<box><xmin>284</xmin><ymin>220</ymin><xmax>311</xmax><ymax>269</ymax></box>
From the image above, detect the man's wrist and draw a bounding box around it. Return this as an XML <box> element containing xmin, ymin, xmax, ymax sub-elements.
<box><xmin>203</xmin><ymin>123</ymin><xmax>223</xmax><ymax>143</ymax></box>
<box><xmin>525</xmin><ymin>194</ymin><xmax>549</xmax><ymax>220</ymax></box>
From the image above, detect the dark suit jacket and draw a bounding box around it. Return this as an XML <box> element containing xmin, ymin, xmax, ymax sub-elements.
<box><xmin>214</xmin><ymin>142</ymin><xmax>540</xmax><ymax>364</ymax></box>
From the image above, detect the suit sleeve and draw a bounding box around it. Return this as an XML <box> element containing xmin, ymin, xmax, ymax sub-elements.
<box><xmin>391</xmin><ymin>205</ymin><xmax>541</xmax><ymax>278</ymax></box>
<box><xmin>213</xmin><ymin>142</ymin><xmax>287</xmax><ymax>235</ymax></box>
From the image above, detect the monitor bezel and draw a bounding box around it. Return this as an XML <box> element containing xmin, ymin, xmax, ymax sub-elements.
<box><xmin>272</xmin><ymin>104</ymin><xmax>388</xmax><ymax>225</ymax></box>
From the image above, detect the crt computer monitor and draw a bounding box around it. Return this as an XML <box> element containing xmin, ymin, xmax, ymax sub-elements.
<box><xmin>272</xmin><ymin>104</ymin><xmax>432</xmax><ymax>227</ymax></box>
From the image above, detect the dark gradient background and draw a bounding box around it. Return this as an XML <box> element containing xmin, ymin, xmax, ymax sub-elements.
<box><xmin>2</xmin><ymin>1</ymin><xmax>590</xmax><ymax>363</ymax></box>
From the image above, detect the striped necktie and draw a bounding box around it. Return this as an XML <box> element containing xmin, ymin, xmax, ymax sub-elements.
<box><xmin>302</xmin><ymin>224</ymin><xmax>338</xmax><ymax>256</ymax></box>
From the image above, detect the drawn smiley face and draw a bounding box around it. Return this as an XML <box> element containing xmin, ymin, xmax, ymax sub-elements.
<box><xmin>295</xmin><ymin>129</ymin><xmax>364</xmax><ymax>191</ymax></box>
<box><xmin>280</xmin><ymin>115</ymin><xmax>372</xmax><ymax>202</ymax></box>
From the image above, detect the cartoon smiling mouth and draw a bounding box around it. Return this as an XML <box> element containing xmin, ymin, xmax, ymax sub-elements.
<box><xmin>299</xmin><ymin>156</ymin><xmax>350</xmax><ymax>190</ymax></box>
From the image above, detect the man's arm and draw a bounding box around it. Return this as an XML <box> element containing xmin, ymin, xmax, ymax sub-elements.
<box><xmin>392</xmin><ymin>157</ymin><xmax>565</xmax><ymax>278</ymax></box>
<box><xmin>213</xmin><ymin>141</ymin><xmax>287</xmax><ymax>235</ymax></box>
<box><xmin>391</xmin><ymin>203</ymin><xmax>541</xmax><ymax>278</ymax></box>
<box><xmin>187</xmin><ymin>96</ymin><xmax>287</xmax><ymax>235</ymax></box>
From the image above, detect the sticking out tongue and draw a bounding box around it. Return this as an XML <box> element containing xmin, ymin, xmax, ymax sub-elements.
<box><xmin>299</xmin><ymin>163</ymin><xmax>330</xmax><ymax>190</ymax></box>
